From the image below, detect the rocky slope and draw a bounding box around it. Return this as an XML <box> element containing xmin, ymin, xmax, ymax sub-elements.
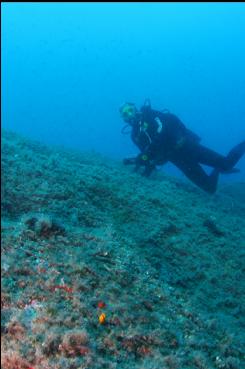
<box><xmin>1</xmin><ymin>130</ymin><xmax>245</xmax><ymax>369</ymax></box>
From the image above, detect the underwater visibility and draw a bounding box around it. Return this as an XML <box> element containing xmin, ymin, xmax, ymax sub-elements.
<box><xmin>1</xmin><ymin>3</ymin><xmax>245</xmax><ymax>369</ymax></box>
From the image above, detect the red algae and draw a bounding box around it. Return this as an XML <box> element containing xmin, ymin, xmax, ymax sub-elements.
<box><xmin>97</xmin><ymin>301</ymin><xmax>106</xmax><ymax>308</ymax></box>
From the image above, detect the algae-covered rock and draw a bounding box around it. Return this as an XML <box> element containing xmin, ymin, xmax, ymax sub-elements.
<box><xmin>1</xmin><ymin>130</ymin><xmax>245</xmax><ymax>369</ymax></box>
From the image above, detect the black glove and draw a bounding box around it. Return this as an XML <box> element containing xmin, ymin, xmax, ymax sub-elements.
<box><xmin>135</xmin><ymin>154</ymin><xmax>156</xmax><ymax>177</ymax></box>
<box><xmin>123</xmin><ymin>154</ymin><xmax>155</xmax><ymax>177</ymax></box>
<box><xmin>135</xmin><ymin>153</ymin><xmax>150</xmax><ymax>166</ymax></box>
<box><xmin>130</xmin><ymin>153</ymin><xmax>147</xmax><ymax>173</ymax></box>
<box><xmin>142</xmin><ymin>162</ymin><xmax>156</xmax><ymax>177</ymax></box>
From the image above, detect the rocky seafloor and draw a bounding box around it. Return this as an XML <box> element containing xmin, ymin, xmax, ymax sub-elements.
<box><xmin>1</xmin><ymin>130</ymin><xmax>245</xmax><ymax>369</ymax></box>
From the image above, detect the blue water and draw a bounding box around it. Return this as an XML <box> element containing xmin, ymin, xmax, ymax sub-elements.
<box><xmin>2</xmin><ymin>2</ymin><xmax>245</xmax><ymax>183</ymax></box>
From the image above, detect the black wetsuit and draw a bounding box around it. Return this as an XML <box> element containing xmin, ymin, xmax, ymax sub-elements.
<box><xmin>128</xmin><ymin>106</ymin><xmax>245</xmax><ymax>194</ymax></box>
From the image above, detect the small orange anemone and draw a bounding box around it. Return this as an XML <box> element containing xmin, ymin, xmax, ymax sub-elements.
<box><xmin>99</xmin><ymin>313</ymin><xmax>106</xmax><ymax>324</ymax></box>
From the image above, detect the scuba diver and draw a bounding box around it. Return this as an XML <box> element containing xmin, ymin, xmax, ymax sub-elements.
<box><xmin>120</xmin><ymin>100</ymin><xmax>245</xmax><ymax>194</ymax></box>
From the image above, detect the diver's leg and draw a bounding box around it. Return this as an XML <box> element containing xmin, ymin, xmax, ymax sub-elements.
<box><xmin>226</xmin><ymin>141</ymin><xmax>245</xmax><ymax>168</ymax></box>
<box><xmin>194</xmin><ymin>141</ymin><xmax>245</xmax><ymax>171</ymax></box>
<box><xmin>193</xmin><ymin>144</ymin><xmax>231</xmax><ymax>170</ymax></box>
<box><xmin>172</xmin><ymin>158</ymin><xmax>220</xmax><ymax>194</ymax></box>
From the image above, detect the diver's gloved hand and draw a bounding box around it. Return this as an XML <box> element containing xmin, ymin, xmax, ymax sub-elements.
<box><xmin>135</xmin><ymin>153</ymin><xmax>150</xmax><ymax>166</ymax></box>
<box><xmin>142</xmin><ymin>163</ymin><xmax>156</xmax><ymax>177</ymax></box>
<box><xmin>134</xmin><ymin>154</ymin><xmax>156</xmax><ymax>177</ymax></box>
<box><xmin>124</xmin><ymin>154</ymin><xmax>155</xmax><ymax>177</ymax></box>
<box><xmin>131</xmin><ymin>153</ymin><xmax>148</xmax><ymax>173</ymax></box>
<box><xmin>123</xmin><ymin>154</ymin><xmax>149</xmax><ymax>171</ymax></box>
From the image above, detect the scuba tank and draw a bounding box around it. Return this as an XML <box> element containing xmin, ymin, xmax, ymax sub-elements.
<box><xmin>143</xmin><ymin>98</ymin><xmax>170</xmax><ymax>114</ymax></box>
